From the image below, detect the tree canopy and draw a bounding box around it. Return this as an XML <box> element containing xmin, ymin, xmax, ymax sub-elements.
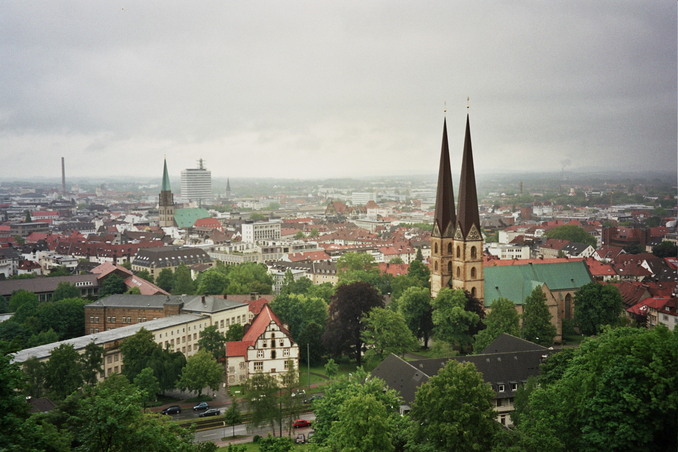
<box><xmin>574</xmin><ymin>282</ymin><xmax>623</xmax><ymax>336</ymax></box>
<box><xmin>473</xmin><ymin>297</ymin><xmax>520</xmax><ymax>353</ymax></box>
<box><xmin>177</xmin><ymin>350</ymin><xmax>223</xmax><ymax>397</ymax></box>
<box><xmin>521</xmin><ymin>286</ymin><xmax>556</xmax><ymax>346</ymax></box>
<box><xmin>409</xmin><ymin>360</ymin><xmax>498</xmax><ymax>451</ymax></box>
<box><xmin>544</xmin><ymin>225</ymin><xmax>597</xmax><ymax>248</ymax></box>
<box><xmin>397</xmin><ymin>286</ymin><xmax>434</xmax><ymax>348</ymax></box>
<box><xmin>431</xmin><ymin>288</ymin><xmax>482</xmax><ymax>352</ymax></box>
<box><xmin>361</xmin><ymin>307</ymin><xmax>418</xmax><ymax>360</ymax></box>
<box><xmin>322</xmin><ymin>281</ymin><xmax>384</xmax><ymax>365</ymax></box>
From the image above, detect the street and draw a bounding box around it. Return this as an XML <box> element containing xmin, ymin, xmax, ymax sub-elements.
<box><xmin>194</xmin><ymin>412</ymin><xmax>316</xmax><ymax>444</ymax></box>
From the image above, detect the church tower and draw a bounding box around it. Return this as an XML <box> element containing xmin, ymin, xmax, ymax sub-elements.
<box><xmin>430</xmin><ymin>113</ymin><xmax>484</xmax><ymax>302</ymax></box>
<box><xmin>451</xmin><ymin>115</ymin><xmax>484</xmax><ymax>301</ymax></box>
<box><xmin>430</xmin><ymin>118</ymin><xmax>456</xmax><ymax>298</ymax></box>
<box><xmin>158</xmin><ymin>158</ymin><xmax>175</xmax><ymax>228</ymax></box>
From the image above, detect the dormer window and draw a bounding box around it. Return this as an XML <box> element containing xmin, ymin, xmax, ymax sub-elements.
<box><xmin>498</xmin><ymin>384</ymin><xmax>505</xmax><ymax>393</ymax></box>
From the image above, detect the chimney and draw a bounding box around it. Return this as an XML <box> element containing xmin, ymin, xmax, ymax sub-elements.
<box><xmin>201</xmin><ymin>295</ymin><xmax>206</xmax><ymax>304</ymax></box>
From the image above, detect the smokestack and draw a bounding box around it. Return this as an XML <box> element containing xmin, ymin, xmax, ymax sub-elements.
<box><xmin>61</xmin><ymin>157</ymin><xmax>66</xmax><ymax>194</ymax></box>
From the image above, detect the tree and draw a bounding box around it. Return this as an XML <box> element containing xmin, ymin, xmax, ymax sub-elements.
<box><xmin>22</xmin><ymin>357</ymin><xmax>45</xmax><ymax>398</ymax></box>
<box><xmin>312</xmin><ymin>368</ymin><xmax>401</xmax><ymax>446</ymax></box>
<box><xmin>52</xmin><ymin>282</ymin><xmax>79</xmax><ymax>301</ymax></box>
<box><xmin>48</xmin><ymin>266</ymin><xmax>72</xmax><ymax>277</ymax></box>
<box><xmin>177</xmin><ymin>350</ymin><xmax>223</xmax><ymax>397</ymax></box>
<box><xmin>515</xmin><ymin>327</ymin><xmax>678</xmax><ymax>451</ymax></box>
<box><xmin>337</xmin><ymin>252</ymin><xmax>377</xmax><ymax>273</ymax></box>
<box><xmin>0</xmin><ymin>351</ymin><xmax>32</xmax><ymax>449</ymax></box>
<box><xmin>361</xmin><ymin>307</ymin><xmax>418</xmax><ymax>361</ymax></box>
<box><xmin>8</xmin><ymin>289</ymin><xmax>38</xmax><ymax>312</ymax></box>
<box><xmin>100</xmin><ymin>274</ymin><xmax>127</xmax><ymax>297</ymax></box>
<box><xmin>223</xmin><ymin>399</ymin><xmax>243</xmax><ymax>437</ymax></box>
<box><xmin>296</xmin><ymin>321</ymin><xmax>325</xmax><ymax>366</ymax></box>
<box><xmin>224</xmin><ymin>323</ymin><xmax>244</xmax><ymax>342</ymax></box>
<box><xmin>134</xmin><ymin>367</ymin><xmax>161</xmax><ymax>407</ymax></box>
<box><xmin>270</xmin><ymin>293</ymin><xmax>327</xmax><ymax>340</ymax></box>
<box><xmin>324</xmin><ymin>358</ymin><xmax>338</xmax><ymax>380</ymax></box>
<box><xmin>328</xmin><ymin>393</ymin><xmax>395</xmax><ymax>452</ymax></box>
<box><xmin>35</xmin><ymin>297</ymin><xmax>88</xmax><ymax>340</ymax></box>
<box><xmin>398</xmin><ymin>286</ymin><xmax>434</xmax><ymax>348</ymax></box>
<box><xmin>409</xmin><ymin>360</ymin><xmax>498</xmax><ymax>451</ymax></box>
<box><xmin>244</xmin><ymin>372</ymin><xmax>280</xmax><ymax>435</ymax></box>
<box><xmin>197</xmin><ymin>325</ymin><xmax>227</xmax><ymax>361</ymax></box>
<box><xmin>544</xmin><ymin>225</ymin><xmax>597</xmax><ymax>248</ymax></box>
<box><xmin>473</xmin><ymin>298</ymin><xmax>520</xmax><ymax>353</ymax></box>
<box><xmin>172</xmin><ymin>264</ymin><xmax>195</xmax><ymax>295</ymax></box>
<box><xmin>196</xmin><ymin>268</ymin><xmax>229</xmax><ymax>295</ymax></box>
<box><xmin>72</xmin><ymin>375</ymin><xmax>196</xmax><ymax>452</ymax></box>
<box><xmin>521</xmin><ymin>286</ymin><xmax>556</xmax><ymax>346</ymax></box>
<box><xmin>258</xmin><ymin>436</ymin><xmax>293</xmax><ymax>452</ymax></box>
<box><xmin>294</xmin><ymin>231</ymin><xmax>304</xmax><ymax>240</ymax></box>
<box><xmin>652</xmin><ymin>241</ymin><xmax>677</xmax><ymax>258</ymax></box>
<box><xmin>322</xmin><ymin>281</ymin><xmax>384</xmax><ymax>365</ymax></box>
<box><xmin>24</xmin><ymin>209</ymin><xmax>32</xmax><ymax>222</ymax></box>
<box><xmin>279</xmin><ymin>273</ymin><xmax>313</xmax><ymax>296</ymax></box>
<box><xmin>407</xmin><ymin>259</ymin><xmax>430</xmax><ymax>287</ymax></box>
<box><xmin>80</xmin><ymin>341</ymin><xmax>104</xmax><ymax>386</ymax></box>
<box><xmin>121</xmin><ymin>328</ymin><xmax>186</xmax><ymax>391</ymax></box>
<box><xmin>44</xmin><ymin>344</ymin><xmax>83</xmax><ymax>400</ymax></box>
<box><xmin>156</xmin><ymin>268</ymin><xmax>174</xmax><ymax>292</ymax></box>
<box><xmin>225</xmin><ymin>262</ymin><xmax>273</xmax><ymax>295</ymax></box>
<box><xmin>431</xmin><ymin>288</ymin><xmax>481</xmax><ymax>352</ymax></box>
<box><xmin>574</xmin><ymin>282</ymin><xmax>624</xmax><ymax>336</ymax></box>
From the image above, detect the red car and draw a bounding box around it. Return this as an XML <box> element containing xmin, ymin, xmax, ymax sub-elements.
<box><xmin>292</xmin><ymin>419</ymin><xmax>311</xmax><ymax>429</ymax></box>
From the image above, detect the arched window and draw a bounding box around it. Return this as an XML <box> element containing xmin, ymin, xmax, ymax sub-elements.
<box><xmin>471</xmin><ymin>287</ymin><xmax>477</xmax><ymax>297</ymax></box>
<box><xmin>447</xmin><ymin>262</ymin><xmax>452</xmax><ymax>273</ymax></box>
<box><xmin>471</xmin><ymin>267</ymin><xmax>476</xmax><ymax>278</ymax></box>
<box><xmin>434</xmin><ymin>243</ymin><xmax>438</xmax><ymax>254</ymax></box>
<box><xmin>456</xmin><ymin>267</ymin><xmax>461</xmax><ymax>277</ymax></box>
<box><xmin>471</xmin><ymin>246</ymin><xmax>477</xmax><ymax>259</ymax></box>
<box><xmin>447</xmin><ymin>243</ymin><xmax>452</xmax><ymax>253</ymax></box>
<box><xmin>456</xmin><ymin>246</ymin><xmax>461</xmax><ymax>258</ymax></box>
<box><xmin>434</xmin><ymin>262</ymin><xmax>438</xmax><ymax>271</ymax></box>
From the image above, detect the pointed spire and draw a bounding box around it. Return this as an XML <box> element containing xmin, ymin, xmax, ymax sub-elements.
<box><xmin>457</xmin><ymin>114</ymin><xmax>480</xmax><ymax>237</ymax></box>
<box><xmin>161</xmin><ymin>158</ymin><xmax>171</xmax><ymax>192</ymax></box>
<box><xmin>433</xmin><ymin>118</ymin><xmax>456</xmax><ymax>237</ymax></box>
<box><xmin>226</xmin><ymin>178</ymin><xmax>231</xmax><ymax>191</ymax></box>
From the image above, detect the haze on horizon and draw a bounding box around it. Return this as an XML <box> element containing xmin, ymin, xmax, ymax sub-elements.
<box><xmin>1</xmin><ymin>2</ymin><xmax>676</xmax><ymax>181</ymax></box>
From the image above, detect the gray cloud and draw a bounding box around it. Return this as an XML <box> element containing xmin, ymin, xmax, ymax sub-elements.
<box><xmin>0</xmin><ymin>1</ymin><xmax>675</xmax><ymax>180</ymax></box>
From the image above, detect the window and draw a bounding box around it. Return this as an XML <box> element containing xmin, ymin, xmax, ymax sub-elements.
<box><xmin>456</xmin><ymin>267</ymin><xmax>461</xmax><ymax>277</ymax></box>
<box><xmin>239</xmin><ymin>362</ymin><xmax>246</xmax><ymax>369</ymax></box>
<box><xmin>284</xmin><ymin>360</ymin><xmax>289</xmax><ymax>369</ymax></box>
<box><xmin>456</xmin><ymin>246</ymin><xmax>461</xmax><ymax>258</ymax></box>
<box><xmin>471</xmin><ymin>246</ymin><xmax>477</xmax><ymax>259</ymax></box>
<box><xmin>471</xmin><ymin>287</ymin><xmax>477</xmax><ymax>297</ymax></box>
<box><xmin>434</xmin><ymin>243</ymin><xmax>438</xmax><ymax>254</ymax></box>
<box><xmin>498</xmin><ymin>384</ymin><xmax>505</xmax><ymax>392</ymax></box>
<box><xmin>496</xmin><ymin>399</ymin><xmax>503</xmax><ymax>407</ymax></box>
<box><xmin>271</xmin><ymin>350</ymin><xmax>277</xmax><ymax>359</ymax></box>
<box><xmin>279</xmin><ymin>340</ymin><xmax>284</xmax><ymax>347</ymax></box>
<box><xmin>511</xmin><ymin>383</ymin><xmax>518</xmax><ymax>391</ymax></box>
<box><xmin>471</xmin><ymin>267</ymin><xmax>476</xmax><ymax>278</ymax></box>
<box><xmin>283</xmin><ymin>349</ymin><xmax>290</xmax><ymax>357</ymax></box>
<box><xmin>447</xmin><ymin>243</ymin><xmax>452</xmax><ymax>253</ymax></box>
<box><xmin>254</xmin><ymin>362</ymin><xmax>263</xmax><ymax>371</ymax></box>
<box><xmin>257</xmin><ymin>350</ymin><xmax>264</xmax><ymax>358</ymax></box>
<box><xmin>434</xmin><ymin>262</ymin><xmax>438</xmax><ymax>271</ymax></box>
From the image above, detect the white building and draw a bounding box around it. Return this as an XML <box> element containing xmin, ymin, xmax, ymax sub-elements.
<box><xmin>351</xmin><ymin>192</ymin><xmax>376</xmax><ymax>206</ymax></box>
<box><xmin>181</xmin><ymin>159</ymin><xmax>212</xmax><ymax>205</ymax></box>
<box><xmin>241</xmin><ymin>220</ymin><xmax>282</xmax><ymax>243</ymax></box>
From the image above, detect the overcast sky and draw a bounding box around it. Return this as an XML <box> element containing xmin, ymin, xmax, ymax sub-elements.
<box><xmin>1</xmin><ymin>1</ymin><xmax>675</xmax><ymax>182</ymax></box>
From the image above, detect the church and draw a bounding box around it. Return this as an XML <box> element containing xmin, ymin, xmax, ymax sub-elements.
<box><xmin>429</xmin><ymin>113</ymin><xmax>484</xmax><ymax>302</ymax></box>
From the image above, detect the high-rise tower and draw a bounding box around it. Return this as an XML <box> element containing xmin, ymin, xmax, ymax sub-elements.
<box><xmin>158</xmin><ymin>158</ymin><xmax>175</xmax><ymax>228</ymax></box>
<box><xmin>430</xmin><ymin>114</ymin><xmax>484</xmax><ymax>302</ymax></box>
<box><xmin>181</xmin><ymin>158</ymin><xmax>212</xmax><ymax>206</ymax></box>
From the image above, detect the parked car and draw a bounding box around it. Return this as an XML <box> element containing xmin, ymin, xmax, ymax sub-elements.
<box><xmin>199</xmin><ymin>408</ymin><xmax>221</xmax><ymax>417</ymax></box>
<box><xmin>293</xmin><ymin>419</ymin><xmax>311</xmax><ymax>428</ymax></box>
<box><xmin>193</xmin><ymin>402</ymin><xmax>209</xmax><ymax>411</ymax></box>
<box><xmin>161</xmin><ymin>405</ymin><xmax>181</xmax><ymax>415</ymax></box>
<box><xmin>291</xmin><ymin>389</ymin><xmax>306</xmax><ymax>398</ymax></box>
<box><xmin>295</xmin><ymin>434</ymin><xmax>306</xmax><ymax>444</ymax></box>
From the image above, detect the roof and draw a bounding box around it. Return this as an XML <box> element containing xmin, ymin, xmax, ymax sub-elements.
<box><xmin>12</xmin><ymin>313</ymin><xmax>203</xmax><ymax>363</ymax></box>
<box><xmin>225</xmin><ymin>340</ymin><xmax>253</xmax><ymax>358</ymax></box>
<box><xmin>484</xmin><ymin>260</ymin><xmax>592</xmax><ymax>306</ymax></box>
<box><xmin>456</xmin><ymin>114</ymin><xmax>480</xmax><ymax>238</ymax></box>
<box><xmin>161</xmin><ymin>158</ymin><xmax>171</xmax><ymax>192</ymax></box>
<box><xmin>480</xmin><ymin>333</ymin><xmax>547</xmax><ymax>354</ymax></box>
<box><xmin>182</xmin><ymin>296</ymin><xmax>248</xmax><ymax>314</ymax></box>
<box><xmin>124</xmin><ymin>275</ymin><xmax>169</xmax><ymax>296</ymax></box>
<box><xmin>86</xmin><ymin>294</ymin><xmax>181</xmax><ymax>309</ymax></box>
<box><xmin>0</xmin><ymin>275</ymin><xmax>99</xmax><ymax>297</ymax></box>
<box><xmin>432</xmin><ymin>118</ymin><xmax>456</xmax><ymax>238</ymax></box>
<box><xmin>173</xmin><ymin>208</ymin><xmax>211</xmax><ymax>228</ymax></box>
<box><xmin>91</xmin><ymin>261</ymin><xmax>133</xmax><ymax>279</ymax></box>
<box><xmin>242</xmin><ymin>304</ymin><xmax>290</xmax><ymax>342</ymax></box>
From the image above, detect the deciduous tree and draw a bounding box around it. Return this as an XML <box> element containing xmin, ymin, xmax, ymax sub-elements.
<box><xmin>521</xmin><ymin>286</ymin><xmax>556</xmax><ymax>346</ymax></box>
<box><xmin>196</xmin><ymin>268</ymin><xmax>229</xmax><ymax>295</ymax></box>
<box><xmin>172</xmin><ymin>264</ymin><xmax>196</xmax><ymax>295</ymax></box>
<box><xmin>544</xmin><ymin>225</ymin><xmax>597</xmax><ymax>248</ymax></box>
<box><xmin>99</xmin><ymin>274</ymin><xmax>127</xmax><ymax>297</ymax></box>
<box><xmin>225</xmin><ymin>262</ymin><xmax>273</xmax><ymax>295</ymax></box>
<box><xmin>80</xmin><ymin>341</ymin><xmax>104</xmax><ymax>386</ymax></box>
<box><xmin>398</xmin><ymin>286</ymin><xmax>434</xmax><ymax>348</ymax></box>
<box><xmin>177</xmin><ymin>350</ymin><xmax>223</xmax><ymax>397</ymax></box>
<box><xmin>432</xmin><ymin>288</ymin><xmax>481</xmax><ymax>352</ymax></box>
<box><xmin>52</xmin><ymin>282</ymin><xmax>79</xmax><ymax>301</ymax></box>
<box><xmin>361</xmin><ymin>307</ymin><xmax>418</xmax><ymax>360</ymax></box>
<box><xmin>197</xmin><ymin>325</ymin><xmax>227</xmax><ymax>361</ymax></box>
<box><xmin>409</xmin><ymin>360</ymin><xmax>498</xmax><ymax>451</ymax></box>
<box><xmin>224</xmin><ymin>323</ymin><xmax>244</xmax><ymax>342</ymax></box>
<box><xmin>44</xmin><ymin>344</ymin><xmax>83</xmax><ymax>400</ymax></box>
<box><xmin>134</xmin><ymin>367</ymin><xmax>161</xmax><ymax>407</ymax></box>
<box><xmin>328</xmin><ymin>394</ymin><xmax>395</xmax><ymax>452</ymax></box>
<box><xmin>223</xmin><ymin>399</ymin><xmax>242</xmax><ymax>437</ymax></box>
<box><xmin>156</xmin><ymin>268</ymin><xmax>174</xmax><ymax>292</ymax></box>
<box><xmin>574</xmin><ymin>282</ymin><xmax>623</xmax><ymax>336</ymax></box>
<box><xmin>473</xmin><ymin>297</ymin><xmax>520</xmax><ymax>353</ymax></box>
<box><xmin>322</xmin><ymin>281</ymin><xmax>384</xmax><ymax>365</ymax></box>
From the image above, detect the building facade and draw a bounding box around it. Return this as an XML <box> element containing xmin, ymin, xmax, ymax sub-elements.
<box><xmin>181</xmin><ymin>158</ymin><xmax>212</xmax><ymax>205</ymax></box>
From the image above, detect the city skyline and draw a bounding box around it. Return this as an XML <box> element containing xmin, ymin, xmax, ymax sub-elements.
<box><xmin>1</xmin><ymin>2</ymin><xmax>676</xmax><ymax>180</ymax></box>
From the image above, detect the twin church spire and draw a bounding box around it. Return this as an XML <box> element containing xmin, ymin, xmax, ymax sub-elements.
<box><xmin>430</xmin><ymin>113</ymin><xmax>483</xmax><ymax>301</ymax></box>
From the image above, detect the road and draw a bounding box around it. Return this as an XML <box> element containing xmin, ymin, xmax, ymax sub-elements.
<box><xmin>194</xmin><ymin>412</ymin><xmax>316</xmax><ymax>444</ymax></box>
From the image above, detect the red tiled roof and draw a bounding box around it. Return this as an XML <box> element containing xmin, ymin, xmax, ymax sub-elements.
<box><xmin>225</xmin><ymin>340</ymin><xmax>253</xmax><ymax>358</ymax></box>
<box><xmin>247</xmin><ymin>297</ymin><xmax>270</xmax><ymax>316</ymax></box>
<box><xmin>91</xmin><ymin>261</ymin><xmax>133</xmax><ymax>278</ymax></box>
<box><xmin>242</xmin><ymin>304</ymin><xmax>291</xmax><ymax>342</ymax></box>
<box><xmin>584</xmin><ymin>258</ymin><xmax>616</xmax><ymax>277</ymax></box>
<box><xmin>378</xmin><ymin>262</ymin><xmax>409</xmax><ymax>276</ymax></box>
<box><xmin>484</xmin><ymin>257</ymin><xmax>582</xmax><ymax>266</ymax></box>
<box><xmin>125</xmin><ymin>275</ymin><xmax>169</xmax><ymax>295</ymax></box>
<box><xmin>288</xmin><ymin>251</ymin><xmax>331</xmax><ymax>262</ymax></box>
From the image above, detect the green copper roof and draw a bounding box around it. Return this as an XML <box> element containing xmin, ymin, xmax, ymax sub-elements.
<box><xmin>484</xmin><ymin>261</ymin><xmax>592</xmax><ymax>306</ymax></box>
<box><xmin>161</xmin><ymin>158</ymin><xmax>171</xmax><ymax>192</ymax></box>
<box><xmin>174</xmin><ymin>208</ymin><xmax>210</xmax><ymax>228</ymax></box>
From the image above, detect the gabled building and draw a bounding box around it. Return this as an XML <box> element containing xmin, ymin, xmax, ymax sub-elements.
<box><xmin>158</xmin><ymin>158</ymin><xmax>175</xmax><ymax>228</ymax></box>
<box><xmin>131</xmin><ymin>246</ymin><xmax>213</xmax><ymax>279</ymax></box>
<box><xmin>372</xmin><ymin>334</ymin><xmax>551</xmax><ymax>426</ymax></box>
<box><xmin>225</xmin><ymin>304</ymin><xmax>299</xmax><ymax>385</ymax></box>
